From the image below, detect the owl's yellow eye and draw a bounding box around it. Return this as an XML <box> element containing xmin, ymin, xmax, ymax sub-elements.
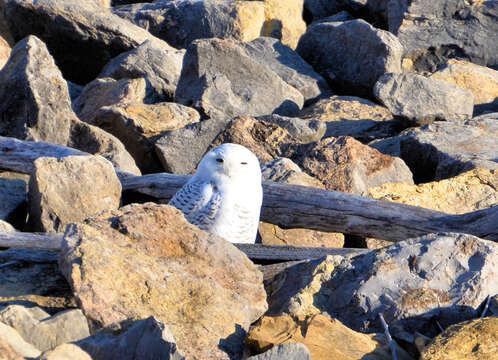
<box><xmin>216</xmin><ymin>158</ymin><xmax>224</xmax><ymax>163</ymax></box>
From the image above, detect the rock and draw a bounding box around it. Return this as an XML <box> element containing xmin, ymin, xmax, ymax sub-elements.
<box><xmin>74</xmin><ymin>316</ymin><xmax>185</xmax><ymax>360</ymax></box>
<box><xmin>0</xmin><ymin>305</ymin><xmax>90</xmax><ymax>352</ymax></box>
<box><xmin>303</xmin><ymin>0</ymin><xmax>367</xmax><ymax>23</ymax></box>
<box><xmin>175</xmin><ymin>38</ymin><xmax>304</xmax><ymax>119</ymax></box>
<box><xmin>298</xmin><ymin>95</ymin><xmax>398</xmax><ymax>141</ymax></box>
<box><xmin>95</xmin><ymin>102</ymin><xmax>200</xmax><ymax>173</ymax></box>
<box><xmin>72</xmin><ymin>77</ymin><xmax>147</xmax><ymax>125</ymax></box>
<box><xmin>0</xmin><ymin>220</ymin><xmax>15</xmax><ymax>232</ymax></box>
<box><xmin>261</xmin><ymin>0</ymin><xmax>307</xmax><ymax>49</ymax></box>
<box><xmin>0</xmin><ymin>322</ymin><xmax>41</xmax><ymax>358</ymax></box>
<box><xmin>258</xmin><ymin>114</ymin><xmax>326</xmax><ymax>144</ymax></box>
<box><xmin>368</xmin><ymin>168</ymin><xmax>498</xmax><ymax>214</ymax></box>
<box><xmin>0</xmin><ymin>34</ymin><xmax>10</xmax><ymax>69</ymax></box>
<box><xmin>154</xmin><ymin>117</ymin><xmax>228</xmax><ymax>174</ymax></box>
<box><xmin>241</xmin><ymin>37</ymin><xmax>329</xmax><ymax>103</ymax></box>
<box><xmin>0</xmin><ymin>248</ymin><xmax>75</xmax><ymax>312</ymax></box>
<box><xmin>259</xmin><ymin>158</ymin><xmax>344</xmax><ymax>248</ymax></box>
<box><xmin>59</xmin><ymin>203</ymin><xmax>267</xmax><ymax>360</ymax></box>
<box><xmin>0</xmin><ymin>175</ymin><xmax>26</xmax><ymax>229</ymax></box>
<box><xmin>99</xmin><ymin>40</ymin><xmax>185</xmax><ymax>102</ymax></box>
<box><xmin>430</xmin><ymin>59</ymin><xmax>498</xmax><ymax>115</ymax></box>
<box><xmin>266</xmin><ymin>233</ymin><xmax>498</xmax><ymax>339</ymax></box>
<box><xmin>297</xmin><ymin>136</ymin><xmax>413</xmax><ymax>194</ymax></box>
<box><xmin>370</xmin><ymin>114</ymin><xmax>498</xmax><ymax>182</ymax></box>
<box><xmin>5</xmin><ymin>0</ymin><xmax>173</xmax><ymax>84</ymax></box>
<box><xmin>296</xmin><ymin>19</ymin><xmax>402</xmax><ymax>96</ymax></box>
<box><xmin>28</xmin><ymin>155</ymin><xmax>121</xmax><ymax>232</ymax></box>
<box><xmin>247</xmin><ymin>342</ymin><xmax>311</xmax><ymax>360</ymax></box>
<box><xmin>113</xmin><ymin>0</ymin><xmax>265</xmax><ymax>50</ymax></box>
<box><xmin>245</xmin><ymin>314</ymin><xmax>413</xmax><ymax>360</ymax></box>
<box><xmin>374</xmin><ymin>72</ymin><xmax>474</xmax><ymax>125</ymax></box>
<box><xmin>420</xmin><ymin>317</ymin><xmax>498</xmax><ymax>360</ymax></box>
<box><xmin>388</xmin><ymin>0</ymin><xmax>498</xmax><ymax>72</ymax></box>
<box><xmin>38</xmin><ymin>344</ymin><xmax>92</xmax><ymax>360</ymax></box>
<box><xmin>67</xmin><ymin>81</ymin><xmax>83</xmax><ymax>102</ymax></box>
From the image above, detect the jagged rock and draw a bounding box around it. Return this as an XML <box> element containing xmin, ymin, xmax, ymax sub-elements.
<box><xmin>245</xmin><ymin>314</ymin><xmax>413</xmax><ymax>360</ymax></box>
<box><xmin>95</xmin><ymin>102</ymin><xmax>200</xmax><ymax>173</ymax></box>
<box><xmin>0</xmin><ymin>34</ymin><xmax>10</xmax><ymax>69</ymax></box>
<box><xmin>296</xmin><ymin>19</ymin><xmax>402</xmax><ymax>96</ymax></box>
<box><xmin>74</xmin><ymin>317</ymin><xmax>185</xmax><ymax>360</ymax></box>
<box><xmin>420</xmin><ymin>317</ymin><xmax>498</xmax><ymax>360</ymax></box>
<box><xmin>175</xmin><ymin>38</ymin><xmax>304</xmax><ymax>119</ymax></box>
<box><xmin>258</xmin><ymin>114</ymin><xmax>326</xmax><ymax>144</ymax></box>
<box><xmin>0</xmin><ymin>175</ymin><xmax>26</xmax><ymax>228</ymax></box>
<box><xmin>0</xmin><ymin>305</ymin><xmax>89</xmax><ymax>352</ymax></box>
<box><xmin>430</xmin><ymin>59</ymin><xmax>498</xmax><ymax>115</ymax></box>
<box><xmin>374</xmin><ymin>72</ymin><xmax>474</xmax><ymax>125</ymax></box>
<box><xmin>247</xmin><ymin>342</ymin><xmax>311</xmax><ymax>360</ymax></box>
<box><xmin>28</xmin><ymin>155</ymin><xmax>121</xmax><ymax>232</ymax></box>
<box><xmin>0</xmin><ymin>322</ymin><xmax>41</xmax><ymax>358</ymax></box>
<box><xmin>261</xmin><ymin>0</ymin><xmax>306</xmax><ymax>49</ymax></box>
<box><xmin>241</xmin><ymin>37</ymin><xmax>329</xmax><ymax>103</ymax></box>
<box><xmin>368</xmin><ymin>168</ymin><xmax>498</xmax><ymax>214</ymax></box>
<box><xmin>388</xmin><ymin>0</ymin><xmax>498</xmax><ymax>72</ymax></box>
<box><xmin>67</xmin><ymin>81</ymin><xmax>83</xmax><ymax>102</ymax></box>
<box><xmin>0</xmin><ymin>220</ymin><xmax>15</xmax><ymax>232</ymax></box>
<box><xmin>0</xmin><ymin>248</ymin><xmax>75</xmax><ymax>311</ymax></box>
<box><xmin>266</xmin><ymin>233</ymin><xmax>498</xmax><ymax>339</ymax></box>
<box><xmin>113</xmin><ymin>0</ymin><xmax>265</xmax><ymax>49</ymax></box>
<box><xmin>259</xmin><ymin>158</ymin><xmax>344</xmax><ymax>247</ymax></box>
<box><xmin>72</xmin><ymin>77</ymin><xmax>147</xmax><ymax>125</ymax></box>
<box><xmin>154</xmin><ymin>117</ymin><xmax>228</xmax><ymax>174</ymax></box>
<box><xmin>5</xmin><ymin>0</ymin><xmax>174</xmax><ymax>84</ymax></box>
<box><xmin>370</xmin><ymin>113</ymin><xmax>498</xmax><ymax>182</ymax></box>
<box><xmin>59</xmin><ymin>203</ymin><xmax>267</xmax><ymax>360</ymax></box>
<box><xmin>38</xmin><ymin>344</ymin><xmax>92</xmax><ymax>360</ymax></box>
<box><xmin>297</xmin><ymin>136</ymin><xmax>413</xmax><ymax>194</ymax></box>
<box><xmin>99</xmin><ymin>40</ymin><xmax>185</xmax><ymax>102</ymax></box>
<box><xmin>298</xmin><ymin>95</ymin><xmax>398</xmax><ymax>141</ymax></box>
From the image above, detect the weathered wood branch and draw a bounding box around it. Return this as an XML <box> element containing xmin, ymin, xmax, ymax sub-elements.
<box><xmin>0</xmin><ymin>232</ymin><xmax>63</xmax><ymax>251</ymax></box>
<box><xmin>121</xmin><ymin>173</ymin><xmax>498</xmax><ymax>242</ymax></box>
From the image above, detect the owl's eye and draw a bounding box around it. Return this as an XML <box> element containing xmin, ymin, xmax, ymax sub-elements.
<box><xmin>216</xmin><ymin>158</ymin><xmax>224</xmax><ymax>163</ymax></box>
<box><xmin>241</xmin><ymin>162</ymin><xmax>248</xmax><ymax>165</ymax></box>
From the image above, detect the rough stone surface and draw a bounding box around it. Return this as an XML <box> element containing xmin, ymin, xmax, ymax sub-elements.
<box><xmin>266</xmin><ymin>233</ymin><xmax>498</xmax><ymax>338</ymax></box>
<box><xmin>0</xmin><ymin>219</ymin><xmax>15</xmax><ymax>232</ymax></box>
<box><xmin>0</xmin><ymin>176</ymin><xmax>26</xmax><ymax>228</ymax></box>
<box><xmin>39</xmin><ymin>344</ymin><xmax>92</xmax><ymax>360</ymax></box>
<box><xmin>297</xmin><ymin>136</ymin><xmax>413</xmax><ymax>195</ymax></box>
<box><xmin>370</xmin><ymin>114</ymin><xmax>498</xmax><ymax>182</ymax></box>
<box><xmin>5</xmin><ymin>0</ymin><xmax>173</xmax><ymax>84</ymax></box>
<box><xmin>154</xmin><ymin>117</ymin><xmax>228</xmax><ymax>174</ymax></box>
<box><xmin>298</xmin><ymin>95</ymin><xmax>398</xmax><ymax>141</ymax></box>
<box><xmin>258</xmin><ymin>114</ymin><xmax>326</xmax><ymax>144</ymax></box>
<box><xmin>175</xmin><ymin>38</ymin><xmax>304</xmax><ymax>119</ymax></box>
<box><xmin>245</xmin><ymin>314</ymin><xmax>413</xmax><ymax>360</ymax></box>
<box><xmin>247</xmin><ymin>342</ymin><xmax>311</xmax><ymax>360</ymax></box>
<box><xmin>241</xmin><ymin>37</ymin><xmax>329</xmax><ymax>103</ymax></box>
<box><xmin>261</xmin><ymin>0</ymin><xmax>307</xmax><ymax>49</ymax></box>
<box><xmin>0</xmin><ymin>34</ymin><xmax>10</xmax><ymax>69</ymax></box>
<box><xmin>420</xmin><ymin>317</ymin><xmax>498</xmax><ymax>360</ymax></box>
<box><xmin>0</xmin><ymin>322</ymin><xmax>41</xmax><ymax>358</ymax></box>
<box><xmin>430</xmin><ymin>59</ymin><xmax>498</xmax><ymax>115</ymax></box>
<box><xmin>296</xmin><ymin>19</ymin><xmax>402</xmax><ymax>96</ymax></box>
<box><xmin>368</xmin><ymin>168</ymin><xmax>498</xmax><ymax>214</ymax></box>
<box><xmin>374</xmin><ymin>72</ymin><xmax>474</xmax><ymax>125</ymax></box>
<box><xmin>28</xmin><ymin>155</ymin><xmax>122</xmax><ymax>232</ymax></box>
<box><xmin>59</xmin><ymin>203</ymin><xmax>267</xmax><ymax>360</ymax></box>
<box><xmin>0</xmin><ymin>305</ymin><xmax>90</xmax><ymax>352</ymax></box>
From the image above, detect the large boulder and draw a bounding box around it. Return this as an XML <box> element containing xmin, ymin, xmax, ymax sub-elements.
<box><xmin>248</xmin><ymin>342</ymin><xmax>311</xmax><ymax>360</ymax></box>
<box><xmin>0</xmin><ymin>34</ymin><xmax>10</xmax><ymax>69</ymax></box>
<box><xmin>0</xmin><ymin>322</ymin><xmax>41</xmax><ymax>358</ymax></box>
<box><xmin>59</xmin><ymin>203</ymin><xmax>267</xmax><ymax>360</ymax></box>
<box><xmin>175</xmin><ymin>38</ymin><xmax>304</xmax><ymax>119</ymax></box>
<box><xmin>0</xmin><ymin>174</ymin><xmax>26</xmax><ymax>229</ymax></box>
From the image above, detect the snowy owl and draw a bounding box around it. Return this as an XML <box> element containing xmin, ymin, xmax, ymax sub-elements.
<box><xmin>169</xmin><ymin>143</ymin><xmax>263</xmax><ymax>243</ymax></box>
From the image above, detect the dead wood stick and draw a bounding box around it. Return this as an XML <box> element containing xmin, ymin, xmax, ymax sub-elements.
<box><xmin>0</xmin><ymin>232</ymin><xmax>63</xmax><ymax>251</ymax></box>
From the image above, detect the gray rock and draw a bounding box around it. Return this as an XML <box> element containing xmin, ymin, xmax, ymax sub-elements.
<box><xmin>0</xmin><ymin>322</ymin><xmax>41</xmax><ymax>358</ymax></box>
<box><xmin>75</xmin><ymin>317</ymin><xmax>185</xmax><ymax>360</ymax></box>
<box><xmin>296</xmin><ymin>19</ymin><xmax>402</xmax><ymax>96</ymax></box>
<box><xmin>303</xmin><ymin>0</ymin><xmax>363</xmax><ymax>22</ymax></box>
<box><xmin>38</xmin><ymin>344</ymin><xmax>92</xmax><ymax>360</ymax></box>
<box><xmin>99</xmin><ymin>40</ymin><xmax>185</xmax><ymax>102</ymax></box>
<box><xmin>370</xmin><ymin>114</ymin><xmax>498</xmax><ymax>182</ymax></box>
<box><xmin>267</xmin><ymin>233</ymin><xmax>498</xmax><ymax>339</ymax></box>
<box><xmin>5</xmin><ymin>0</ymin><xmax>173</xmax><ymax>84</ymax></box>
<box><xmin>154</xmin><ymin>117</ymin><xmax>227</xmax><ymax>174</ymax></box>
<box><xmin>175</xmin><ymin>38</ymin><xmax>304</xmax><ymax>119</ymax></box>
<box><xmin>248</xmin><ymin>342</ymin><xmax>311</xmax><ymax>360</ymax></box>
<box><xmin>241</xmin><ymin>37</ymin><xmax>329</xmax><ymax>103</ymax></box>
<box><xmin>374</xmin><ymin>72</ymin><xmax>474</xmax><ymax>125</ymax></box>
<box><xmin>0</xmin><ymin>305</ymin><xmax>90</xmax><ymax>352</ymax></box>
<box><xmin>258</xmin><ymin>114</ymin><xmax>326</xmax><ymax>143</ymax></box>
<box><xmin>388</xmin><ymin>0</ymin><xmax>498</xmax><ymax>72</ymax></box>
<box><xmin>0</xmin><ymin>176</ymin><xmax>26</xmax><ymax>228</ymax></box>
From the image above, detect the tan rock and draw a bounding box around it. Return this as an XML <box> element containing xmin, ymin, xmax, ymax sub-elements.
<box><xmin>420</xmin><ymin>317</ymin><xmax>498</xmax><ymax>360</ymax></box>
<box><xmin>0</xmin><ymin>219</ymin><xmax>16</xmax><ymax>232</ymax></box>
<box><xmin>39</xmin><ymin>344</ymin><xmax>92</xmax><ymax>360</ymax></box>
<box><xmin>245</xmin><ymin>314</ymin><xmax>413</xmax><ymax>360</ymax></box>
<box><xmin>0</xmin><ymin>322</ymin><xmax>41</xmax><ymax>358</ymax></box>
<box><xmin>368</xmin><ymin>168</ymin><xmax>498</xmax><ymax>214</ymax></box>
<box><xmin>0</xmin><ymin>338</ymin><xmax>24</xmax><ymax>360</ymax></box>
<box><xmin>0</xmin><ymin>34</ymin><xmax>10</xmax><ymax>69</ymax></box>
<box><xmin>262</xmin><ymin>0</ymin><xmax>306</xmax><ymax>49</ymax></box>
<box><xmin>95</xmin><ymin>102</ymin><xmax>200</xmax><ymax>173</ymax></box>
<box><xmin>59</xmin><ymin>203</ymin><xmax>268</xmax><ymax>360</ymax></box>
<box><xmin>232</xmin><ymin>1</ymin><xmax>266</xmax><ymax>42</ymax></box>
<box><xmin>29</xmin><ymin>155</ymin><xmax>122</xmax><ymax>232</ymax></box>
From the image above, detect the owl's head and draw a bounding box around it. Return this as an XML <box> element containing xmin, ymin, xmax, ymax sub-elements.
<box><xmin>196</xmin><ymin>143</ymin><xmax>262</xmax><ymax>185</ymax></box>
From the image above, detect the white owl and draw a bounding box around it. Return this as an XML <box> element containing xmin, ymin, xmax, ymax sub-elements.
<box><xmin>169</xmin><ymin>143</ymin><xmax>263</xmax><ymax>243</ymax></box>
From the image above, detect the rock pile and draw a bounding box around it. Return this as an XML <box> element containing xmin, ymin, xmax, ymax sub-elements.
<box><xmin>0</xmin><ymin>0</ymin><xmax>497</xmax><ymax>359</ymax></box>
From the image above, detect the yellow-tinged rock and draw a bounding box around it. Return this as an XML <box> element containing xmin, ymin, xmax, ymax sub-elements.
<box><xmin>232</xmin><ymin>1</ymin><xmax>266</xmax><ymax>42</ymax></box>
<box><xmin>420</xmin><ymin>317</ymin><xmax>498</xmax><ymax>360</ymax></box>
<box><xmin>0</xmin><ymin>35</ymin><xmax>10</xmax><ymax>69</ymax></box>
<box><xmin>262</xmin><ymin>0</ymin><xmax>306</xmax><ymax>49</ymax></box>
